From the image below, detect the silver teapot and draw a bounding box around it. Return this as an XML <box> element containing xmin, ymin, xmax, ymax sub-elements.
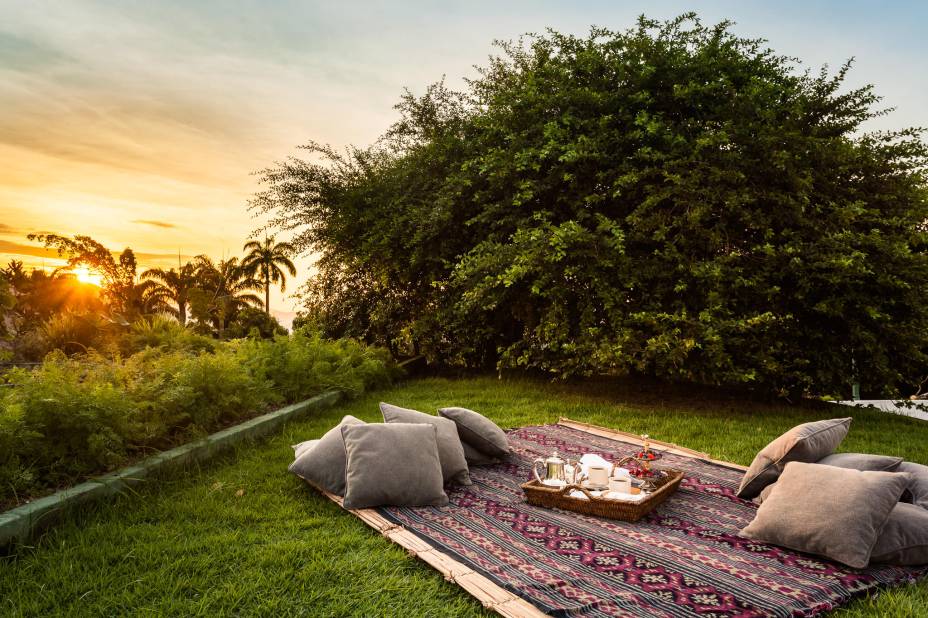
<box><xmin>533</xmin><ymin>451</ymin><xmax>577</xmax><ymax>486</ymax></box>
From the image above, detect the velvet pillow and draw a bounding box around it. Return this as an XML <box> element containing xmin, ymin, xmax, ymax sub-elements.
<box><xmin>288</xmin><ymin>415</ymin><xmax>364</xmax><ymax>496</ymax></box>
<box><xmin>741</xmin><ymin>462</ymin><xmax>912</xmax><ymax>568</ymax></box>
<box><xmin>380</xmin><ymin>402</ymin><xmax>472</xmax><ymax>485</ymax></box>
<box><xmin>341</xmin><ymin>423</ymin><xmax>448</xmax><ymax>510</ymax></box>
<box><xmin>737</xmin><ymin>418</ymin><xmax>852</xmax><ymax>499</ymax></box>
<box><xmin>438</xmin><ymin>407</ymin><xmax>510</xmax><ymax>458</ymax></box>
<box><xmin>898</xmin><ymin>461</ymin><xmax>928</xmax><ymax>509</ymax></box>
<box><xmin>870</xmin><ymin>502</ymin><xmax>928</xmax><ymax>566</ymax></box>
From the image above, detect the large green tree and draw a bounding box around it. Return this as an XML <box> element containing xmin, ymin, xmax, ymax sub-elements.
<box><xmin>253</xmin><ymin>15</ymin><xmax>928</xmax><ymax>397</ymax></box>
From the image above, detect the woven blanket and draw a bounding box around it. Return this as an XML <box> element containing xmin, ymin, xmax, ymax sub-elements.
<box><xmin>375</xmin><ymin>423</ymin><xmax>927</xmax><ymax>618</ymax></box>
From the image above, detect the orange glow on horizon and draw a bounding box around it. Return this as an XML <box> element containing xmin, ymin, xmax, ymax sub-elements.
<box><xmin>70</xmin><ymin>266</ymin><xmax>104</xmax><ymax>287</ymax></box>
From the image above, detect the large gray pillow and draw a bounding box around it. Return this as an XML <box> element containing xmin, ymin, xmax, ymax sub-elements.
<box><xmin>291</xmin><ymin>439</ymin><xmax>320</xmax><ymax>460</ymax></box>
<box><xmin>817</xmin><ymin>452</ymin><xmax>903</xmax><ymax>472</ymax></box>
<box><xmin>755</xmin><ymin>451</ymin><xmax>904</xmax><ymax>504</ymax></box>
<box><xmin>288</xmin><ymin>415</ymin><xmax>364</xmax><ymax>496</ymax></box>
<box><xmin>462</xmin><ymin>440</ymin><xmax>504</xmax><ymax>466</ymax></box>
<box><xmin>737</xmin><ymin>417</ymin><xmax>852</xmax><ymax>499</ymax></box>
<box><xmin>741</xmin><ymin>462</ymin><xmax>912</xmax><ymax>568</ymax></box>
<box><xmin>870</xmin><ymin>502</ymin><xmax>928</xmax><ymax>566</ymax></box>
<box><xmin>380</xmin><ymin>402</ymin><xmax>472</xmax><ymax>486</ymax></box>
<box><xmin>898</xmin><ymin>461</ymin><xmax>928</xmax><ymax>509</ymax></box>
<box><xmin>438</xmin><ymin>407</ymin><xmax>510</xmax><ymax>458</ymax></box>
<box><xmin>341</xmin><ymin>423</ymin><xmax>448</xmax><ymax>509</ymax></box>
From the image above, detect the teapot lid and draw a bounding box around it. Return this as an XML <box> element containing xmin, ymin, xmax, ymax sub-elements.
<box><xmin>546</xmin><ymin>451</ymin><xmax>566</xmax><ymax>464</ymax></box>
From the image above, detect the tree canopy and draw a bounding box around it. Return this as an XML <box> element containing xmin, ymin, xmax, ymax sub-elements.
<box><xmin>253</xmin><ymin>14</ymin><xmax>928</xmax><ymax>397</ymax></box>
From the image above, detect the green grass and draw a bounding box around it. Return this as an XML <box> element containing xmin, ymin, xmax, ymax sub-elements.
<box><xmin>1</xmin><ymin>376</ymin><xmax>927</xmax><ymax>617</ymax></box>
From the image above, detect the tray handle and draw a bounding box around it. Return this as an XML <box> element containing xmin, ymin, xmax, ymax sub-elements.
<box><xmin>554</xmin><ymin>483</ymin><xmax>599</xmax><ymax>500</ymax></box>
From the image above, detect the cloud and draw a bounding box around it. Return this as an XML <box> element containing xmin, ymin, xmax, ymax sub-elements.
<box><xmin>134</xmin><ymin>251</ymin><xmax>196</xmax><ymax>265</ymax></box>
<box><xmin>133</xmin><ymin>219</ymin><xmax>177</xmax><ymax>229</ymax></box>
<box><xmin>0</xmin><ymin>238</ymin><xmax>193</xmax><ymax>267</ymax></box>
<box><xmin>0</xmin><ymin>239</ymin><xmax>59</xmax><ymax>259</ymax></box>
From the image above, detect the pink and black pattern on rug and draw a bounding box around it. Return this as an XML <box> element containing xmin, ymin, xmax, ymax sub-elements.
<box><xmin>377</xmin><ymin>424</ymin><xmax>927</xmax><ymax>618</ymax></box>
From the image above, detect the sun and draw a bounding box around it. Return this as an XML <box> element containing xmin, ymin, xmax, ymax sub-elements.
<box><xmin>71</xmin><ymin>266</ymin><xmax>104</xmax><ymax>287</ymax></box>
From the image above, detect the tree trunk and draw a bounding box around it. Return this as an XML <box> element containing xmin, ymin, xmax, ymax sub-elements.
<box><xmin>178</xmin><ymin>302</ymin><xmax>187</xmax><ymax>327</ymax></box>
<box><xmin>265</xmin><ymin>279</ymin><xmax>270</xmax><ymax>315</ymax></box>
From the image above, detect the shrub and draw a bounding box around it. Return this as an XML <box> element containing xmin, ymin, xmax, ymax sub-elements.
<box><xmin>120</xmin><ymin>315</ymin><xmax>217</xmax><ymax>356</ymax></box>
<box><xmin>166</xmin><ymin>348</ymin><xmax>275</xmax><ymax>431</ymax></box>
<box><xmin>3</xmin><ymin>352</ymin><xmax>132</xmax><ymax>488</ymax></box>
<box><xmin>0</xmin><ymin>335</ymin><xmax>393</xmax><ymax>507</ymax></box>
<box><xmin>237</xmin><ymin>328</ymin><xmax>396</xmax><ymax>402</ymax></box>
<box><xmin>40</xmin><ymin>311</ymin><xmax>117</xmax><ymax>357</ymax></box>
<box><xmin>224</xmin><ymin>306</ymin><xmax>288</xmax><ymax>340</ymax></box>
<box><xmin>0</xmin><ymin>401</ymin><xmax>39</xmax><ymax>502</ymax></box>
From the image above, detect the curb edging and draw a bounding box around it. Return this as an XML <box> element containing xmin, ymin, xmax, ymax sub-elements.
<box><xmin>0</xmin><ymin>389</ymin><xmax>343</xmax><ymax>548</ymax></box>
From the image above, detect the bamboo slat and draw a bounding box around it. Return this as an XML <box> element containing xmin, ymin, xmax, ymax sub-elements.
<box><xmin>318</xmin><ymin>485</ymin><xmax>547</xmax><ymax>618</ymax></box>
<box><xmin>557</xmin><ymin>417</ymin><xmax>750</xmax><ymax>471</ymax></box>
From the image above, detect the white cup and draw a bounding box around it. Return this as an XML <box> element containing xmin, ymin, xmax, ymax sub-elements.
<box><xmin>586</xmin><ymin>465</ymin><xmax>610</xmax><ymax>488</ymax></box>
<box><xmin>609</xmin><ymin>468</ymin><xmax>632</xmax><ymax>493</ymax></box>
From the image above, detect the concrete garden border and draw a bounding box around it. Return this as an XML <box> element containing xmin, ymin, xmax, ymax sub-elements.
<box><xmin>0</xmin><ymin>389</ymin><xmax>343</xmax><ymax>548</ymax></box>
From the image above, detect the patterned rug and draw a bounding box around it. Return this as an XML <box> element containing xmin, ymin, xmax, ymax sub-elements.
<box><xmin>376</xmin><ymin>424</ymin><xmax>927</xmax><ymax>618</ymax></box>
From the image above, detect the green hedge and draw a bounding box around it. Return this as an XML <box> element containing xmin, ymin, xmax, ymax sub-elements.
<box><xmin>0</xmin><ymin>330</ymin><xmax>394</xmax><ymax>508</ymax></box>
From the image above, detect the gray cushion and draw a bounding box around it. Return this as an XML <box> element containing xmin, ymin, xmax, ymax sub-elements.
<box><xmin>817</xmin><ymin>452</ymin><xmax>903</xmax><ymax>472</ymax></box>
<box><xmin>292</xmin><ymin>439</ymin><xmax>320</xmax><ymax>460</ymax></box>
<box><xmin>870</xmin><ymin>502</ymin><xmax>928</xmax><ymax>566</ymax></box>
<box><xmin>341</xmin><ymin>423</ymin><xmax>448</xmax><ymax>509</ymax></box>
<box><xmin>755</xmin><ymin>452</ymin><xmax>904</xmax><ymax>504</ymax></box>
<box><xmin>287</xmin><ymin>415</ymin><xmax>364</xmax><ymax>496</ymax></box>
<box><xmin>462</xmin><ymin>440</ymin><xmax>504</xmax><ymax>466</ymax></box>
<box><xmin>898</xmin><ymin>462</ymin><xmax>928</xmax><ymax>509</ymax></box>
<box><xmin>737</xmin><ymin>417</ymin><xmax>852</xmax><ymax>499</ymax></box>
<box><xmin>438</xmin><ymin>407</ymin><xmax>510</xmax><ymax>457</ymax></box>
<box><xmin>741</xmin><ymin>462</ymin><xmax>912</xmax><ymax>568</ymax></box>
<box><xmin>380</xmin><ymin>402</ymin><xmax>472</xmax><ymax>486</ymax></box>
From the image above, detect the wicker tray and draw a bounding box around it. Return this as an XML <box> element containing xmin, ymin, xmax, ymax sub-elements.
<box><xmin>521</xmin><ymin>469</ymin><xmax>684</xmax><ymax>522</ymax></box>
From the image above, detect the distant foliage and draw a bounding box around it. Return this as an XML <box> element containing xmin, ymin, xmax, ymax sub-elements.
<box><xmin>6</xmin><ymin>234</ymin><xmax>276</xmax><ymax>356</ymax></box>
<box><xmin>254</xmin><ymin>14</ymin><xmax>928</xmax><ymax>397</ymax></box>
<box><xmin>0</xmin><ymin>331</ymin><xmax>393</xmax><ymax>506</ymax></box>
<box><xmin>223</xmin><ymin>306</ymin><xmax>288</xmax><ymax>340</ymax></box>
<box><xmin>188</xmin><ymin>256</ymin><xmax>263</xmax><ymax>338</ymax></box>
<box><xmin>119</xmin><ymin>314</ymin><xmax>217</xmax><ymax>356</ymax></box>
<box><xmin>39</xmin><ymin>311</ymin><xmax>117</xmax><ymax>356</ymax></box>
<box><xmin>234</xmin><ymin>328</ymin><xmax>394</xmax><ymax>402</ymax></box>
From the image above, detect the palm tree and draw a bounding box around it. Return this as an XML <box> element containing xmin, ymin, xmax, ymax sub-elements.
<box><xmin>118</xmin><ymin>279</ymin><xmax>172</xmax><ymax>324</ymax></box>
<box><xmin>192</xmin><ymin>256</ymin><xmax>262</xmax><ymax>337</ymax></box>
<box><xmin>241</xmin><ymin>236</ymin><xmax>297</xmax><ymax>315</ymax></box>
<box><xmin>141</xmin><ymin>262</ymin><xmax>198</xmax><ymax>326</ymax></box>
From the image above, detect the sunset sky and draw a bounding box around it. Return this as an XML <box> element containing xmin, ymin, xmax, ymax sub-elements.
<box><xmin>2</xmin><ymin>1</ymin><xmax>927</xmax><ymax>319</ymax></box>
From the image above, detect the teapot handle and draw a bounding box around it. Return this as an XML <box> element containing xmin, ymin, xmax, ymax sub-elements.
<box><xmin>532</xmin><ymin>458</ymin><xmax>546</xmax><ymax>483</ymax></box>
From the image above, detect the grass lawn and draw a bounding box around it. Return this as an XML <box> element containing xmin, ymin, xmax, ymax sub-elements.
<box><xmin>2</xmin><ymin>376</ymin><xmax>927</xmax><ymax>617</ymax></box>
